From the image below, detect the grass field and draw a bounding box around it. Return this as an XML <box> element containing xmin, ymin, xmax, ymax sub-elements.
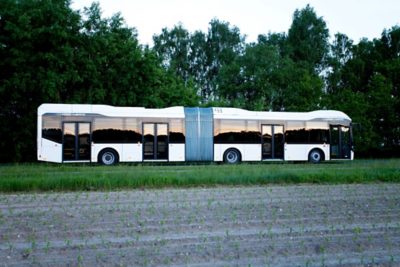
<box><xmin>0</xmin><ymin>159</ymin><xmax>399</xmax><ymax>192</ymax></box>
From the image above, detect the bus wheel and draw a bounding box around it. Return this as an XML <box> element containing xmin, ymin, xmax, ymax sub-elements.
<box><xmin>308</xmin><ymin>149</ymin><xmax>324</xmax><ymax>163</ymax></box>
<box><xmin>98</xmin><ymin>149</ymin><xmax>119</xmax><ymax>165</ymax></box>
<box><xmin>224</xmin><ymin>149</ymin><xmax>241</xmax><ymax>164</ymax></box>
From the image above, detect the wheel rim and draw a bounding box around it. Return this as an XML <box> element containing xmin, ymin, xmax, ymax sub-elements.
<box><xmin>102</xmin><ymin>152</ymin><xmax>115</xmax><ymax>165</ymax></box>
<box><xmin>226</xmin><ymin>151</ymin><xmax>238</xmax><ymax>163</ymax></box>
<box><xmin>311</xmin><ymin>151</ymin><xmax>321</xmax><ymax>162</ymax></box>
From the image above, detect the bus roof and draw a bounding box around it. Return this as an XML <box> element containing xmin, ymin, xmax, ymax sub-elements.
<box><xmin>212</xmin><ymin>107</ymin><xmax>351</xmax><ymax>123</ymax></box>
<box><xmin>38</xmin><ymin>104</ymin><xmax>185</xmax><ymax>118</ymax></box>
<box><xmin>38</xmin><ymin>104</ymin><xmax>351</xmax><ymax>124</ymax></box>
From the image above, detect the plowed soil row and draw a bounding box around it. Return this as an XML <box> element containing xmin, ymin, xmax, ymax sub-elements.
<box><xmin>1</xmin><ymin>184</ymin><xmax>400</xmax><ymax>266</ymax></box>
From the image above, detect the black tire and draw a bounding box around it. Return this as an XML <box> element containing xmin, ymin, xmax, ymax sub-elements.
<box><xmin>308</xmin><ymin>149</ymin><xmax>324</xmax><ymax>163</ymax></box>
<box><xmin>223</xmin><ymin>149</ymin><xmax>241</xmax><ymax>164</ymax></box>
<box><xmin>98</xmin><ymin>149</ymin><xmax>119</xmax><ymax>165</ymax></box>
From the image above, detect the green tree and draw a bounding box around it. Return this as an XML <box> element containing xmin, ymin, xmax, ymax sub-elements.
<box><xmin>257</xmin><ymin>32</ymin><xmax>289</xmax><ymax>58</ymax></box>
<box><xmin>325</xmin><ymin>27</ymin><xmax>400</xmax><ymax>156</ymax></box>
<box><xmin>0</xmin><ymin>0</ymin><xmax>198</xmax><ymax>162</ymax></box>
<box><xmin>188</xmin><ymin>30</ymin><xmax>208</xmax><ymax>101</ymax></box>
<box><xmin>218</xmin><ymin>42</ymin><xmax>280</xmax><ymax>110</ymax></box>
<box><xmin>0</xmin><ymin>0</ymin><xmax>81</xmax><ymax>161</ymax></box>
<box><xmin>202</xmin><ymin>19</ymin><xmax>244</xmax><ymax>101</ymax></box>
<box><xmin>325</xmin><ymin>33</ymin><xmax>353</xmax><ymax>95</ymax></box>
<box><xmin>219</xmin><ymin>40</ymin><xmax>323</xmax><ymax>111</ymax></box>
<box><xmin>153</xmin><ymin>24</ymin><xmax>191</xmax><ymax>85</ymax></box>
<box><xmin>152</xmin><ymin>19</ymin><xmax>244</xmax><ymax>103</ymax></box>
<box><xmin>287</xmin><ymin>4</ymin><xmax>329</xmax><ymax>72</ymax></box>
<box><xmin>366</xmin><ymin>74</ymin><xmax>397</xmax><ymax>149</ymax></box>
<box><xmin>132</xmin><ymin>48</ymin><xmax>198</xmax><ymax>108</ymax></box>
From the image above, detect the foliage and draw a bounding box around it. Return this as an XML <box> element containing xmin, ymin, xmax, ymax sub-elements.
<box><xmin>287</xmin><ymin>4</ymin><xmax>330</xmax><ymax>72</ymax></box>
<box><xmin>0</xmin><ymin>0</ymin><xmax>197</xmax><ymax>162</ymax></box>
<box><xmin>153</xmin><ymin>19</ymin><xmax>244</xmax><ymax>102</ymax></box>
<box><xmin>325</xmin><ymin>28</ymin><xmax>400</xmax><ymax>156</ymax></box>
<box><xmin>0</xmin><ymin>1</ymin><xmax>399</xmax><ymax>161</ymax></box>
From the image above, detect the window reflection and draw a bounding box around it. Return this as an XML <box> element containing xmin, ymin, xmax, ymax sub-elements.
<box><xmin>42</xmin><ymin>115</ymin><xmax>62</xmax><ymax>143</ymax></box>
<box><xmin>262</xmin><ymin>125</ymin><xmax>272</xmax><ymax>158</ymax></box>
<box><xmin>341</xmin><ymin>126</ymin><xmax>351</xmax><ymax>158</ymax></box>
<box><xmin>169</xmin><ymin>119</ymin><xmax>185</xmax><ymax>143</ymax></box>
<box><xmin>274</xmin><ymin>125</ymin><xmax>284</xmax><ymax>158</ymax></box>
<box><xmin>214</xmin><ymin>120</ymin><xmax>261</xmax><ymax>144</ymax></box>
<box><xmin>285</xmin><ymin>121</ymin><xmax>329</xmax><ymax>144</ymax></box>
<box><xmin>63</xmin><ymin>123</ymin><xmax>76</xmax><ymax>160</ymax></box>
<box><xmin>78</xmin><ymin>123</ymin><xmax>91</xmax><ymax>160</ymax></box>
<box><xmin>143</xmin><ymin>123</ymin><xmax>169</xmax><ymax>160</ymax></box>
<box><xmin>92</xmin><ymin>117</ymin><xmax>141</xmax><ymax>143</ymax></box>
<box><xmin>156</xmin><ymin>124</ymin><xmax>168</xmax><ymax>159</ymax></box>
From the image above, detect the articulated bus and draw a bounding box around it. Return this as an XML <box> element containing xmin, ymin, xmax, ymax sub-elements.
<box><xmin>37</xmin><ymin>104</ymin><xmax>353</xmax><ymax>165</ymax></box>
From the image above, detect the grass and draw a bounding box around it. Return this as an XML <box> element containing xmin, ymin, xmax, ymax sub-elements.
<box><xmin>0</xmin><ymin>159</ymin><xmax>399</xmax><ymax>192</ymax></box>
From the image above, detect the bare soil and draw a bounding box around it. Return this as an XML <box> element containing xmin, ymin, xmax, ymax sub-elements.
<box><xmin>1</xmin><ymin>184</ymin><xmax>400</xmax><ymax>266</ymax></box>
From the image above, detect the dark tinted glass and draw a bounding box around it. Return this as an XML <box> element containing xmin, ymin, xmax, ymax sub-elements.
<box><xmin>262</xmin><ymin>125</ymin><xmax>272</xmax><ymax>158</ymax></box>
<box><xmin>42</xmin><ymin>115</ymin><xmax>62</xmax><ymax>143</ymax></box>
<box><xmin>274</xmin><ymin>125</ymin><xmax>284</xmax><ymax>158</ymax></box>
<box><xmin>92</xmin><ymin>117</ymin><xmax>141</xmax><ymax>143</ymax></box>
<box><xmin>285</xmin><ymin>128</ymin><xmax>308</xmax><ymax>143</ymax></box>
<box><xmin>156</xmin><ymin>124</ymin><xmax>168</xmax><ymax>159</ymax></box>
<box><xmin>63</xmin><ymin>123</ymin><xmax>76</xmax><ymax>161</ymax></box>
<box><xmin>143</xmin><ymin>123</ymin><xmax>155</xmax><ymax>159</ymax></box>
<box><xmin>78</xmin><ymin>123</ymin><xmax>91</xmax><ymax>160</ymax></box>
<box><xmin>341</xmin><ymin>126</ymin><xmax>351</xmax><ymax>158</ymax></box>
<box><xmin>214</xmin><ymin>120</ymin><xmax>261</xmax><ymax>144</ymax></box>
<box><xmin>330</xmin><ymin>126</ymin><xmax>340</xmax><ymax>158</ymax></box>
<box><xmin>286</xmin><ymin>122</ymin><xmax>329</xmax><ymax>144</ymax></box>
<box><xmin>169</xmin><ymin>119</ymin><xmax>185</xmax><ymax>143</ymax></box>
<box><xmin>309</xmin><ymin>129</ymin><xmax>329</xmax><ymax>143</ymax></box>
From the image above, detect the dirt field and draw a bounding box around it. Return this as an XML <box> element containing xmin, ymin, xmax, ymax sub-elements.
<box><xmin>1</xmin><ymin>184</ymin><xmax>400</xmax><ymax>266</ymax></box>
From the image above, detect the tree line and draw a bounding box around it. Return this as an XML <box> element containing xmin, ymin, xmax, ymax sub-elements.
<box><xmin>0</xmin><ymin>0</ymin><xmax>399</xmax><ymax>162</ymax></box>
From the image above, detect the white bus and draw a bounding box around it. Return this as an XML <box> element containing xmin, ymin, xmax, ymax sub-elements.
<box><xmin>38</xmin><ymin>104</ymin><xmax>353</xmax><ymax>165</ymax></box>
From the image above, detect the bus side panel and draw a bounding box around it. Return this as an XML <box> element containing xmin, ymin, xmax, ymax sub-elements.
<box><xmin>39</xmin><ymin>139</ymin><xmax>62</xmax><ymax>163</ymax></box>
<box><xmin>122</xmin><ymin>144</ymin><xmax>142</xmax><ymax>162</ymax></box>
<box><xmin>284</xmin><ymin>144</ymin><xmax>330</xmax><ymax>161</ymax></box>
<box><xmin>244</xmin><ymin>144</ymin><xmax>262</xmax><ymax>161</ymax></box>
<box><xmin>214</xmin><ymin>144</ymin><xmax>261</xmax><ymax>162</ymax></box>
<box><xmin>214</xmin><ymin>144</ymin><xmax>223</xmax><ymax>162</ymax></box>
<box><xmin>169</xmin><ymin>144</ymin><xmax>185</xmax><ymax>162</ymax></box>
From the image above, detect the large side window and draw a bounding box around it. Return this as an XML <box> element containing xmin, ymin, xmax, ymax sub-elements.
<box><xmin>285</xmin><ymin>122</ymin><xmax>307</xmax><ymax>144</ymax></box>
<box><xmin>92</xmin><ymin>117</ymin><xmax>141</xmax><ymax>143</ymax></box>
<box><xmin>42</xmin><ymin>115</ymin><xmax>62</xmax><ymax>143</ymax></box>
<box><xmin>246</xmin><ymin>120</ymin><xmax>261</xmax><ymax>143</ymax></box>
<box><xmin>125</xmin><ymin>118</ymin><xmax>142</xmax><ymax>143</ymax></box>
<box><xmin>214</xmin><ymin>120</ymin><xmax>260</xmax><ymax>144</ymax></box>
<box><xmin>307</xmin><ymin>122</ymin><xmax>329</xmax><ymax>144</ymax></box>
<box><xmin>169</xmin><ymin>119</ymin><xmax>185</xmax><ymax>143</ymax></box>
<box><xmin>285</xmin><ymin>121</ymin><xmax>329</xmax><ymax>144</ymax></box>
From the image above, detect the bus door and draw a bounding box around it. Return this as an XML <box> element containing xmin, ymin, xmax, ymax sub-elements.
<box><xmin>62</xmin><ymin>122</ymin><xmax>91</xmax><ymax>161</ymax></box>
<box><xmin>143</xmin><ymin>123</ymin><xmax>168</xmax><ymax>160</ymax></box>
<box><xmin>262</xmin><ymin>125</ymin><xmax>284</xmax><ymax>160</ymax></box>
<box><xmin>330</xmin><ymin>125</ymin><xmax>351</xmax><ymax>159</ymax></box>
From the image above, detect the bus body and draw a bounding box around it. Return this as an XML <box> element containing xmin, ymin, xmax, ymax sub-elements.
<box><xmin>37</xmin><ymin>104</ymin><xmax>353</xmax><ymax>164</ymax></box>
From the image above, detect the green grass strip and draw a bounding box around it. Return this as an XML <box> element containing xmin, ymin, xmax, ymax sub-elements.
<box><xmin>0</xmin><ymin>159</ymin><xmax>399</xmax><ymax>192</ymax></box>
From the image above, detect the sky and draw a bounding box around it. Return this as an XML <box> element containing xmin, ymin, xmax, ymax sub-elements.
<box><xmin>70</xmin><ymin>0</ymin><xmax>400</xmax><ymax>46</ymax></box>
